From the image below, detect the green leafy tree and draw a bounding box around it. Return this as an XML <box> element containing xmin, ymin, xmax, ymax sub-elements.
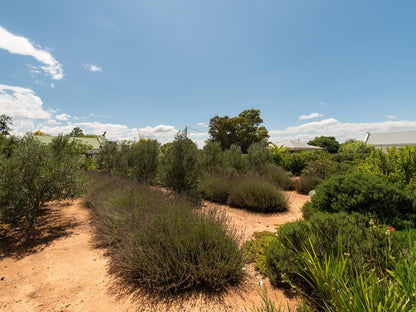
<box><xmin>208</xmin><ymin>109</ymin><xmax>269</xmax><ymax>153</ymax></box>
<box><xmin>308</xmin><ymin>136</ymin><xmax>340</xmax><ymax>154</ymax></box>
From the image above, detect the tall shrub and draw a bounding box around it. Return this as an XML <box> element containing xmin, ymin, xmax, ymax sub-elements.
<box><xmin>200</xmin><ymin>141</ymin><xmax>223</xmax><ymax>173</ymax></box>
<box><xmin>222</xmin><ymin>144</ymin><xmax>247</xmax><ymax>173</ymax></box>
<box><xmin>0</xmin><ymin>136</ymin><xmax>85</xmax><ymax>229</ymax></box>
<box><xmin>247</xmin><ymin>142</ymin><xmax>272</xmax><ymax>174</ymax></box>
<box><xmin>359</xmin><ymin>145</ymin><xmax>416</xmax><ymax>186</ymax></box>
<box><xmin>160</xmin><ymin>130</ymin><xmax>199</xmax><ymax>194</ymax></box>
<box><xmin>129</xmin><ymin>139</ymin><xmax>160</xmax><ymax>183</ymax></box>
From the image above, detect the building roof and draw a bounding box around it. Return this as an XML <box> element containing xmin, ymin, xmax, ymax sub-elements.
<box><xmin>276</xmin><ymin>140</ymin><xmax>325</xmax><ymax>151</ymax></box>
<box><xmin>365</xmin><ymin>131</ymin><xmax>416</xmax><ymax>146</ymax></box>
<box><xmin>33</xmin><ymin>135</ymin><xmax>103</xmax><ymax>150</ymax></box>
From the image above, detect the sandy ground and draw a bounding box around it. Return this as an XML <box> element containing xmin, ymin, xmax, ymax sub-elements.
<box><xmin>0</xmin><ymin>191</ymin><xmax>309</xmax><ymax>312</ymax></box>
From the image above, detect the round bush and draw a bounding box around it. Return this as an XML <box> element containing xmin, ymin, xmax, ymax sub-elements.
<box><xmin>228</xmin><ymin>177</ymin><xmax>288</xmax><ymax>213</ymax></box>
<box><xmin>265</xmin><ymin>212</ymin><xmax>413</xmax><ymax>287</ymax></box>
<box><xmin>306</xmin><ymin>172</ymin><xmax>416</xmax><ymax>229</ymax></box>
<box><xmin>116</xmin><ymin>207</ymin><xmax>244</xmax><ymax>292</ymax></box>
<box><xmin>85</xmin><ymin>173</ymin><xmax>244</xmax><ymax>293</ymax></box>
<box><xmin>199</xmin><ymin>174</ymin><xmax>233</xmax><ymax>204</ymax></box>
<box><xmin>294</xmin><ymin>175</ymin><xmax>323</xmax><ymax>195</ymax></box>
<box><xmin>266</xmin><ymin>164</ymin><xmax>295</xmax><ymax>190</ymax></box>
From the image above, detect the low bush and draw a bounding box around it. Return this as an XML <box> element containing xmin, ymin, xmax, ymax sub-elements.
<box><xmin>265</xmin><ymin>212</ymin><xmax>412</xmax><ymax>287</ymax></box>
<box><xmin>265</xmin><ymin>164</ymin><xmax>295</xmax><ymax>191</ymax></box>
<box><xmin>242</xmin><ymin>231</ymin><xmax>276</xmax><ymax>276</ymax></box>
<box><xmin>297</xmin><ymin>243</ymin><xmax>413</xmax><ymax>312</ymax></box>
<box><xmin>84</xmin><ymin>172</ymin><xmax>244</xmax><ymax>293</ymax></box>
<box><xmin>305</xmin><ymin>172</ymin><xmax>416</xmax><ymax>229</ymax></box>
<box><xmin>301</xmin><ymin>157</ymin><xmax>339</xmax><ymax>179</ymax></box>
<box><xmin>228</xmin><ymin>177</ymin><xmax>289</xmax><ymax>213</ymax></box>
<box><xmin>294</xmin><ymin>176</ymin><xmax>323</xmax><ymax>195</ymax></box>
<box><xmin>199</xmin><ymin>173</ymin><xmax>234</xmax><ymax>204</ymax></box>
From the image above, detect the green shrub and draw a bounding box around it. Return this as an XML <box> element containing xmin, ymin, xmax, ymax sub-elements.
<box><xmin>128</xmin><ymin>139</ymin><xmax>160</xmax><ymax>183</ymax></box>
<box><xmin>96</xmin><ymin>139</ymin><xmax>160</xmax><ymax>184</ymax></box>
<box><xmin>0</xmin><ymin>136</ymin><xmax>85</xmax><ymax>230</ymax></box>
<box><xmin>199</xmin><ymin>173</ymin><xmax>234</xmax><ymax>204</ymax></box>
<box><xmin>297</xmin><ymin>243</ymin><xmax>411</xmax><ymax>312</ymax></box>
<box><xmin>301</xmin><ymin>157</ymin><xmax>339</xmax><ymax>179</ymax></box>
<box><xmin>159</xmin><ymin>130</ymin><xmax>200</xmax><ymax>194</ymax></box>
<box><xmin>228</xmin><ymin>177</ymin><xmax>288</xmax><ymax>213</ymax></box>
<box><xmin>294</xmin><ymin>176</ymin><xmax>323</xmax><ymax>195</ymax></box>
<box><xmin>200</xmin><ymin>141</ymin><xmax>223</xmax><ymax>173</ymax></box>
<box><xmin>222</xmin><ymin>144</ymin><xmax>247</xmax><ymax>173</ymax></box>
<box><xmin>84</xmin><ymin>173</ymin><xmax>244</xmax><ymax>293</ymax></box>
<box><xmin>306</xmin><ymin>172</ymin><xmax>416</xmax><ymax>229</ymax></box>
<box><xmin>242</xmin><ymin>231</ymin><xmax>276</xmax><ymax>276</ymax></box>
<box><xmin>359</xmin><ymin>145</ymin><xmax>416</xmax><ymax>186</ymax></box>
<box><xmin>265</xmin><ymin>212</ymin><xmax>411</xmax><ymax>287</ymax></box>
<box><xmin>96</xmin><ymin>141</ymin><xmax>119</xmax><ymax>173</ymax></box>
<box><xmin>247</xmin><ymin>142</ymin><xmax>272</xmax><ymax>174</ymax></box>
<box><xmin>265</xmin><ymin>164</ymin><xmax>295</xmax><ymax>190</ymax></box>
<box><xmin>336</xmin><ymin>139</ymin><xmax>374</xmax><ymax>161</ymax></box>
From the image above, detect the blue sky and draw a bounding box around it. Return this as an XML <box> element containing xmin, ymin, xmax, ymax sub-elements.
<box><xmin>1</xmin><ymin>0</ymin><xmax>416</xmax><ymax>146</ymax></box>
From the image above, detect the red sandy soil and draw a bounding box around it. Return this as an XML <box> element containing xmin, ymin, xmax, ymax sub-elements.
<box><xmin>0</xmin><ymin>191</ymin><xmax>309</xmax><ymax>312</ymax></box>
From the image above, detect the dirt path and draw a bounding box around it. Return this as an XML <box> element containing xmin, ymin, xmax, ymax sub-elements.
<box><xmin>0</xmin><ymin>192</ymin><xmax>310</xmax><ymax>312</ymax></box>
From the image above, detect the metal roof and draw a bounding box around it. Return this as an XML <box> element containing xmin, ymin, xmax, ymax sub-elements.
<box><xmin>365</xmin><ymin>131</ymin><xmax>416</xmax><ymax>146</ymax></box>
<box><xmin>276</xmin><ymin>140</ymin><xmax>324</xmax><ymax>151</ymax></box>
<box><xmin>33</xmin><ymin>135</ymin><xmax>102</xmax><ymax>150</ymax></box>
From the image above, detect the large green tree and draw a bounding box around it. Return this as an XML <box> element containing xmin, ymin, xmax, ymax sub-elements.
<box><xmin>308</xmin><ymin>136</ymin><xmax>340</xmax><ymax>154</ymax></box>
<box><xmin>208</xmin><ymin>109</ymin><xmax>269</xmax><ymax>153</ymax></box>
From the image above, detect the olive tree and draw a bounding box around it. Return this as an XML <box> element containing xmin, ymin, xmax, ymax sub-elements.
<box><xmin>0</xmin><ymin>136</ymin><xmax>85</xmax><ymax>230</ymax></box>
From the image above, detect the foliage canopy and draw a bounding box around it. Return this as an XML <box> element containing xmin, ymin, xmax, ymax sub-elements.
<box><xmin>308</xmin><ymin>136</ymin><xmax>340</xmax><ymax>153</ymax></box>
<box><xmin>208</xmin><ymin>109</ymin><xmax>269</xmax><ymax>153</ymax></box>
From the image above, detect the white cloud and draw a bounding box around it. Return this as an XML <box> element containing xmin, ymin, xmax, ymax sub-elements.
<box><xmin>89</xmin><ymin>113</ymin><xmax>110</xmax><ymax>119</ymax></box>
<box><xmin>83</xmin><ymin>64</ymin><xmax>102</xmax><ymax>72</ymax></box>
<box><xmin>298</xmin><ymin>112</ymin><xmax>323</xmax><ymax>120</ymax></box>
<box><xmin>197</xmin><ymin>122</ymin><xmax>208</xmax><ymax>127</ymax></box>
<box><xmin>0</xmin><ymin>25</ymin><xmax>63</xmax><ymax>80</ymax></box>
<box><xmin>38</xmin><ymin>122</ymin><xmax>179</xmax><ymax>143</ymax></box>
<box><xmin>270</xmin><ymin>118</ymin><xmax>416</xmax><ymax>144</ymax></box>
<box><xmin>189</xmin><ymin>132</ymin><xmax>208</xmax><ymax>138</ymax></box>
<box><xmin>0</xmin><ymin>84</ymin><xmax>183</xmax><ymax>144</ymax></box>
<box><xmin>137</xmin><ymin>125</ymin><xmax>177</xmax><ymax>137</ymax></box>
<box><xmin>55</xmin><ymin>113</ymin><xmax>71</xmax><ymax>121</ymax></box>
<box><xmin>386</xmin><ymin>115</ymin><xmax>397</xmax><ymax>119</ymax></box>
<box><xmin>0</xmin><ymin>84</ymin><xmax>51</xmax><ymax>133</ymax></box>
<box><xmin>50</xmin><ymin>83</ymin><xmax>55</xmax><ymax>88</ymax></box>
<box><xmin>45</xmin><ymin>119</ymin><xmax>61</xmax><ymax>126</ymax></box>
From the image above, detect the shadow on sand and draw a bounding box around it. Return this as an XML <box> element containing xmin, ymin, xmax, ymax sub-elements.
<box><xmin>0</xmin><ymin>201</ymin><xmax>80</xmax><ymax>260</ymax></box>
